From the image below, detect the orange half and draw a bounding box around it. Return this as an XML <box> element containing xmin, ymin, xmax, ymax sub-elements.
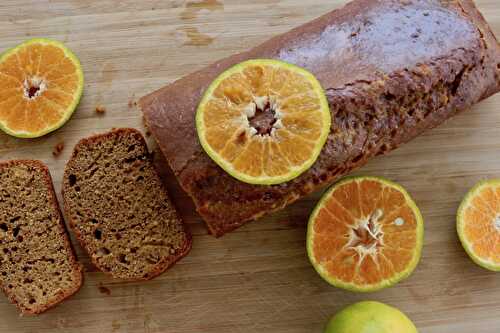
<box><xmin>457</xmin><ymin>180</ymin><xmax>500</xmax><ymax>271</ymax></box>
<box><xmin>196</xmin><ymin>59</ymin><xmax>331</xmax><ymax>185</ymax></box>
<box><xmin>0</xmin><ymin>38</ymin><xmax>84</xmax><ymax>138</ymax></box>
<box><xmin>307</xmin><ymin>176</ymin><xmax>424</xmax><ymax>292</ymax></box>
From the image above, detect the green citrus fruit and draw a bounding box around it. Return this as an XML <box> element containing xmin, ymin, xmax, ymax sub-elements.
<box><xmin>325</xmin><ymin>301</ymin><xmax>418</xmax><ymax>333</ymax></box>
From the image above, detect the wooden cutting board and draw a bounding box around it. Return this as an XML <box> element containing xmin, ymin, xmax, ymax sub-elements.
<box><xmin>0</xmin><ymin>0</ymin><xmax>499</xmax><ymax>332</ymax></box>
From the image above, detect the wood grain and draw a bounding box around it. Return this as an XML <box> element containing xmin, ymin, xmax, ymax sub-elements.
<box><xmin>0</xmin><ymin>0</ymin><xmax>499</xmax><ymax>332</ymax></box>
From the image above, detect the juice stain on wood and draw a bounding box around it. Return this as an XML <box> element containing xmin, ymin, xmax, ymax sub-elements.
<box><xmin>180</xmin><ymin>0</ymin><xmax>224</xmax><ymax>20</ymax></box>
<box><xmin>111</xmin><ymin>319</ymin><xmax>121</xmax><ymax>332</ymax></box>
<box><xmin>178</xmin><ymin>27</ymin><xmax>214</xmax><ymax>46</ymax></box>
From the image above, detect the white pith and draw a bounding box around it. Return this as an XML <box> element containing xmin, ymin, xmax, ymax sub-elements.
<box><xmin>346</xmin><ymin>209</ymin><xmax>385</xmax><ymax>262</ymax></box>
<box><xmin>23</xmin><ymin>76</ymin><xmax>47</xmax><ymax>100</ymax></box>
<box><xmin>394</xmin><ymin>217</ymin><xmax>405</xmax><ymax>226</ymax></box>
<box><xmin>494</xmin><ymin>215</ymin><xmax>500</xmax><ymax>232</ymax></box>
<box><xmin>242</xmin><ymin>95</ymin><xmax>283</xmax><ymax>138</ymax></box>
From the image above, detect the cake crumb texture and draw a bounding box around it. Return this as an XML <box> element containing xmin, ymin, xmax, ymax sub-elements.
<box><xmin>0</xmin><ymin>160</ymin><xmax>83</xmax><ymax>315</ymax></box>
<box><xmin>62</xmin><ymin>129</ymin><xmax>191</xmax><ymax>280</ymax></box>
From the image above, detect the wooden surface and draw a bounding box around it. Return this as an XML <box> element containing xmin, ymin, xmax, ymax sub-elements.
<box><xmin>0</xmin><ymin>0</ymin><xmax>499</xmax><ymax>332</ymax></box>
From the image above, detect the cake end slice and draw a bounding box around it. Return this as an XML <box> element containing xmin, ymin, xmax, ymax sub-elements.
<box><xmin>0</xmin><ymin>160</ymin><xmax>83</xmax><ymax>315</ymax></box>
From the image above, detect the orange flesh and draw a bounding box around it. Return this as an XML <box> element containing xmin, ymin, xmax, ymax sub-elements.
<box><xmin>462</xmin><ymin>186</ymin><xmax>500</xmax><ymax>264</ymax></box>
<box><xmin>311</xmin><ymin>179</ymin><xmax>419</xmax><ymax>286</ymax></box>
<box><xmin>202</xmin><ymin>63</ymin><xmax>326</xmax><ymax>178</ymax></box>
<box><xmin>0</xmin><ymin>42</ymin><xmax>80</xmax><ymax>134</ymax></box>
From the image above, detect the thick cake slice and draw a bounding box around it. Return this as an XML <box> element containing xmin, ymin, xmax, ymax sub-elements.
<box><xmin>62</xmin><ymin>129</ymin><xmax>191</xmax><ymax>280</ymax></box>
<box><xmin>0</xmin><ymin>160</ymin><xmax>83</xmax><ymax>315</ymax></box>
<box><xmin>140</xmin><ymin>0</ymin><xmax>500</xmax><ymax>237</ymax></box>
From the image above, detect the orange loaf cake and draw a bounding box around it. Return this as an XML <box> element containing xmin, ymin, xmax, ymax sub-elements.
<box><xmin>140</xmin><ymin>0</ymin><xmax>500</xmax><ymax>236</ymax></box>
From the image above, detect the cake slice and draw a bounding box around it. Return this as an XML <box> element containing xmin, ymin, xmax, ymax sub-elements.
<box><xmin>62</xmin><ymin>128</ymin><xmax>191</xmax><ymax>280</ymax></box>
<box><xmin>0</xmin><ymin>160</ymin><xmax>83</xmax><ymax>315</ymax></box>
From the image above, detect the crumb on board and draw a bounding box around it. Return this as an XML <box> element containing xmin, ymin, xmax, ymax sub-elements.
<box><xmin>98</xmin><ymin>283</ymin><xmax>111</xmax><ymax>296</ymax></box>
<box><xmin>142</xmin><ymin>117</ymin><xmax>151</xmax><ymax>136</ymax></box>
<box><xmin>95</xmin><ymin>105</ymin><xmax>106</xmax><ymax>114</ymax></box>
<box><xmin>128</xmin><ymin>99</ymin><xmax>137</xmax><ymax>108</ymax></box>
<box><xmin>52</xmin><ymin>142</ymin><xmax>64</xmax><ymax>157</ymax></box>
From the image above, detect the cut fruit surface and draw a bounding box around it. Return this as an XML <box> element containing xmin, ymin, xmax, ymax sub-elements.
<box><xmin>196</xmin><ymin>59</ymin><xmax>330</xmax><ymax>185</ymax></box>
<box><xmin>0</xmin><ymin>39</ymin><xmax>83</xmax><ymax>138</ymax></box>
<box><xmin>457</xmin><ymin>180</ymin><xmax>500</xmax><ymax>271</ymax></box>
<box><xmin>307</xmin><ymin>176</ymin><xmax>424</xmax><ymax>292</ymax></box>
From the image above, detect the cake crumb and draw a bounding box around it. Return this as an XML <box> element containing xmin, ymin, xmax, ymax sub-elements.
<box><xmin>142</xmin><ymin>117</ymin><xmax>151</xmax><ymax>136</ymax></box>
<box><xmin>128</xmin><ymin>95</ymin><xmax>137</xmax><ymax>109</ymax></box>
<box><xmin>95</xmin><ymin>106</ymin><xmax>106</xmax><ymax>114</ymax></box>
<box><xmin>98</xmin><ymin>283</ymin><xmax>111</xmax><ymax>296</ymax></box>
<box><xmin>52</xmin><ymin>142</ymin><xmax>64</xmax><ymax>157</ymax></box>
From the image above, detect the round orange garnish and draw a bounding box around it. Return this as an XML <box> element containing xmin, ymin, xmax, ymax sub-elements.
<box><xmin>307</xmin><ymin>176</ymin><xmax>424</xmax><ymax>292</ymax></box>
<box><xmin>196</xmin><ymin>59</ymin><xmax>330</xmax><ymax>185</ymax></box>
<box><xmin>457</xmin><ymin>180</ymin><xmax>500</xmax><ymax>271</ymax></box>
<box><xmin>0</xmin><ymin>38</ymin><xmax>83</xmax><ymax>138</ymax></box>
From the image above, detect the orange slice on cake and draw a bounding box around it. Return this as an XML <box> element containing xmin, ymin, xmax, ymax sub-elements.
<box><xmin>196</xmin><ymin>59</ymin><xmax>331</xmax><ymax>185</ymax></box>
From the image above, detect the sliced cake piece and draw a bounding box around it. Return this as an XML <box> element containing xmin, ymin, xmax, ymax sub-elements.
<box><xmin>0</xmin><ymin>160</ymin><xmax>83</xmax><ymax>315</ymax></box>
<box><xmin>62</xmin><ymin>128</ymin><xmax>191</xmax><ymax>280</ymax></box>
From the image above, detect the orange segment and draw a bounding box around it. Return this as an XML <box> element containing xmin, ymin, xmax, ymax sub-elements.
<box><xmin>330</xmin><ymin>181</ymin><xmax>362</xmax><ymax>219</ymax></box>
<box><xmin>263</xmin><ymin>141</ymin><xmax>291</xmax><ymax>177</ymax></box>
<box><xmin>0</xmin><ymin>39</ymin><xmax>84</xmax><ymax>138</ymax></box>
<box><xmin>273</xmin><ymin>130</ymin><xmax>316</xmax><ymax>167</ymax></box>
<box><xmin>324</xmin><ymin>249</ymin><xmax>357</xmax><ymax>283</ymax></box>
<box><xmin>357</xmin><ymin>255</ymin><xmax>382</xmax><ymax>285</ymax></box>
<box><xmin>280</xmin><ymin>113</ymin><xmax>324</xmax><ymax>141</ymax></box>
<box><xmin>232</xmin><ymin>138</ymin><xmax>265</xmax><ymax>178</ymax></box>
<box><xmin>359</xmin><ymin>179</ymin><xmax>384</xmax><ymax>217</ymax></box>
<box><xmin>457</xmin><ymin>180</ymin><xmax>500</xmax><ymax>271</ymax></box>
<box><xmin>196</xmin><ymin>59</ymin><xmax>330</xmax><ymax>185</ymax></box>
<box><xmin>307</xmin><ymin>176</ymin><xmax>424</xmax><ymax>292</ymax></box>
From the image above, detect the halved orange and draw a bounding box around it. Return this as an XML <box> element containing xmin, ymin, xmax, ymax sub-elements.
<box><xmin>0</xmin><ymin>38</ymin><xmax>84</xmax><ymax>138</ymax></box>
<box><xmin>307</xmin><ymin>176</ymin><xmax>424</xmax><ymax>292</ymax></box>
<box><xmin>196</xmin><ymin>59</ymin><xmax>331</xmax><ymax>185</ymax></box>
<box><xmin>457</xmin><ymin>180</ymin><xmax>500</xmax><ymax>271</ymax></box>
